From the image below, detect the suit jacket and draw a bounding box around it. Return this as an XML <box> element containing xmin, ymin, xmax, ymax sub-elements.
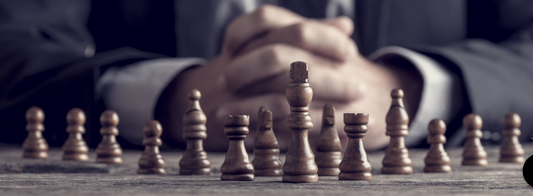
<box><xmin>0</xmin><ymin>0</ymin><xmax>532</xmax><ymax>147</ymax></box>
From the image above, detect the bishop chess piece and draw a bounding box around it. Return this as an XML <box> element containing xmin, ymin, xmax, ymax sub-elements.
<box><xmin>96</xmin><ymin>110</ymin><xmax>123</xmax><ymax>164</ymax></box>
<box><xmin>138</xmin><ymin>120</ymin><xmax>166</xmax><ymax>174</ymax></box>
<box><xmin>462</xmin><ymin>113</ymin><xmax>488</xmax><ymax>166</ymax></box>
<box><xmin>179</xmin><ymin>89</ymin><xmax>211</xmax><ymax>175</ymax></box>
<box><xmin>382</xmin><ymin>89</ymin><xmax>413</xmax><ymax>174</ymax></box>
<box><xmin>221</xmin><ymin>115</ymin><xmax>254</xmax><ymax>181</ymax></box>
<box><xmin>315</xmin><ymin>104</ymin><xmax>342</xmax><ymax>176</ymax></box>
<box><xmin>339</xmin><ymin>113</ymin><xmax>372</xmax><ymax>180</ymax></box>
<box><xmin>22</xmin><ymin>106</ymin><xmax>48</xmax><ymax>159</ymax></box>
<box><xmin>499</xmin><ymin>112</ymin><xmax>525</xmax><ymax>163</ymax></box>
<box><xmin>282</xmin><ymin>61</ymin><xmax>318</xmax><ymax>183</ymax></box>
<box><xmin>62</xmin><ymin>108</ymin><xmax>89</xmax><ymax>161</ymax></box>
<box><xmin>423</xmin><ymin>119</ymin><xmax>451</xmax><ymax>173</ymax></box>
<box><xmin>252</xmin><ymin>106</ymin><xmax>282</xmax><ymax>176</ymax></box>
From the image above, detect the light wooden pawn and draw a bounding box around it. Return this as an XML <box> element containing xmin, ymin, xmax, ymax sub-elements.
<box><xmin>138</xmin><ymin>120</ymin><xmax>166</xmax><ymax>174</ymax></box>
<box><xmin>62</xmin><ymin>108</ymin><xmax>89</xmax><ymax>161</ymax></box>
<box><xmin>96</xmin><ymin>110</ymin><xmax>123</xmax><ymax>164</ymax></box>
<box><xmin>423</xmin><ymin>119</ymin><xmax>451</xmax><ymax>173</ymax></box>
<box><xmin>499</xmin><ymin>113</ymin><xmax>525</xmax><ymax>163</ymax></box>
<box><xmin>22</xmin><ymin>106</ymin><xmax>48</xmax><ymax>159</ymax></box>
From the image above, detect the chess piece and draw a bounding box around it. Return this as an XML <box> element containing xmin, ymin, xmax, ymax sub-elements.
<box><xmin>22</xmin><ymin>106</ymin><xmax>48</xmax><ymax>159</ymax></box>
<box><xmin>282</xmin><ymin>61</ymin><xmax>318</xmax><ymax>183</ymax></box>
<box><xmin>382</xmin><ymin>89</ymin><xmax>413</xmax><ymax>174</ymax></box>
<box><xmin>96</xmin><ymin>110</ymin><xmax>123</xmax><ymax>164</ymax></box>
<box><xmin>499</xmin><ymin>113</ymin><xmax>525</xmax><ymax>163</ymax></box>
<box><xmin>221</xmin><ymin>115</ymin><xmax>254</xmax><ymax>181</ymax></box>
<box><xmin>339</xmin><ymin>113</ymin><xmax>372</xmax><ymax>180</ymax></box>
<box><xmin>315</xmin><ymin>104</ymin><xmax>342</xmax><ymax>176</ymax></box>
<box><xmin>62</xmin><ymin>108</ymin><xmax>89</xmax><ymax>161</ymax></box>
<box><xmin>424</xmin><ymin>119</ymin><xmax>451</xmax><ymax>173</ymax></box>
<box><xmin>252</xmin><ymin>106</ymin><xmax>282</xmax><ymax>176</ymax></box>
<box><xmin>462</xmin><ymin>113</ymin><xmax>488</xmax><ymax>166</ymax></box>
<box><xmin>138</xmin><ymin>120</ymin><xmax>166</xmax><ymax>174</ymax></box>
<box><xmin>179</xmin><ymin>89</ymin><xmax>211</xmax><ymax>175</ymax></box>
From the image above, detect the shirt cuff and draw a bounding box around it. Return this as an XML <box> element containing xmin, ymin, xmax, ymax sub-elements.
<box><xmin>369</xmin><ymin>46</ymin><xmax>459</xmax><ymax>146</ymax></box>
<box><xmin>96</xmin><ymin>58</ymin><xmax>206</xmax><ymax>145</ymax></box>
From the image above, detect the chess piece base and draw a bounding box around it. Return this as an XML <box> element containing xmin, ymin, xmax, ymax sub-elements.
<box><xmin>63</xmin><ymin>153</ymin><xmax>89</xmax><ymax>161</ymax></box>
<box><xmin>221</xmin><ymin>174</ymin><xmax>254</xmax><ymax>181</ymax></box>
<box><xmin>97</xmin><ymin>157</ymin><xmax>123</xmax><ymax>164</ymax></box>
<box><xmin>382</xmin><ymin>166</ymin><xmax>413</xmax><ymax>174</ymax></box>
<box><xmin>254</xmin><ymin>169</ymin><xmax>282</xmax><ymax>176</ymax></box>
<box><xmin>339</xmin><ymin>172</ymin><xmax>372</xmax><ymax>180</ymax></box>
<box><xmin>138</xmin><ymin>168</ymin><xmax>166</xmax><ymax>174</ymax></box>
<box><xmin>282</xmin><ymin>174</ymin><xmax>318</xmax><ymax>183</ymax></box>
<box><xmin>179</xmin><ymin>168</ymin><xmax>211</xmax><ymax>175</ymax></box>
<box><xmin>424</xmin><ymin>165</ymin><xmax>451</xmax><ymax>173</ymax></box>
<box><xmin>23</xmin><ymin>151</ymin><xmax>48</xmax><ymax>159</ymax></box>
<box><xmin>499</xmin><ymin>156</ymin><xmax>524</xmax><ymax>163</ymax></box>
<box><xmin>461</xmin><ymin>159</ymin><xmax>488</xmax><ymax>166</ymax></box>
<box><xmin>317</xmin><ymin>168</ymin><xmax>340</xmax><ymax>176</ymax></box>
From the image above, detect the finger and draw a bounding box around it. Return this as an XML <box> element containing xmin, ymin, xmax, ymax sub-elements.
<box><xmin>320</xmin><ymin>16</ymin><xmax>354</xmax><ymax>36</ymax></box>
<box><xmin>225</xmin><ymin>44</ymin><xmax>363</xmax><ymax>102</ymax></box>
<box><xmin>237</xmin><ymin>21</ymin><xmax>357</xmax><ymax>62</ymax></box>
<box><xmin>223</xmin><ymin>5</ymin><xmax>305</xmax><ymax>55</ymax></box>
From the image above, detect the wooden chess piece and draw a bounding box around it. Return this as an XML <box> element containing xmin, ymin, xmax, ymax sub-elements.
<box><xmin>179</xmin><ymin>89</ymin><xmax>211</xmax><ymax>175</ymax></box>
<box><xmin>315</xmin><ymin>104</ymin><xmax>342</xmax><ymax>176</ymax></box>
<box><xmin>22</xmin><ymin>106</ymin><xmax>48</xmax><ymax>159</ymax></box>
<box><xmin>62</xmin><ymin>108</ymin><xmax>89</xmax><ymax>161</ymax></box>
<box><xmin>282</xmin><ymin>61</ymin><xmax>318</xmax><ymax>183</ymax></box>
<box><xmin>221</xmin><ymin>115</ymin><xmax>254</xmax><ymax>181</ymax></box>
<box><xmin>339</xmin><ymin>113</ymin><xmax>372</xmax><ymax>180</ymax></box>
<box><xmin>423</xmin><ymin>119</ymin><xmax>451</xmax><ymax>173</ymax></box>
<box><xmin>252</xmin><ymin>106</ymin><xmax>282</xmax><ymax>176</ymax></box>
<box><xmin>96</xmin><ymin>110</ymin><xmax>123</xmax><ymax>164</ymax></box>
<box><xmin>499</xmin><ymin>112</ymin><xmax>525</xmax><ymax>163</ymax></box>
<box><xmin>138</xmin><ymin>120</ymin><xmax>166</xmax><ymax>174</ymax></box>
<box><xmin>382</xmin><ymin>89</ymin><xmax>413</xmax><ymax>174</ymax></box>
<box><xmin>461</xmin><ymin>113</ymin><xmax>488</xmax><ymax>166</ymax></box>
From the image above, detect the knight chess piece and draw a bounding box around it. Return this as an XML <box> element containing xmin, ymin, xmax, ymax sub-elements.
<box><xmin>22</xmin><ymin>106</ymin><xmax>48</xmax><ymax>159</ymax></box>
<box><xmin>62</xmin><ymin>108</ymin><xmax>89</xmax><ymax>161</ymax></box>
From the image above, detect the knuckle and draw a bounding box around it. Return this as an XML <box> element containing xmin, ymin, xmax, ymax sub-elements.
<box><xmin>260</xmin><ymin>44</ymin><xmax>287</xmax><ymax>66</ymax></box>
<box><xmin>289</xmin><ymin>23</ymin><xmax>311</xmax><ymax>46</ymax></box>
<box><xmin>252</xmin><ymin>5</ymin><xmax>277</xmax><ymax>23</ymax></box>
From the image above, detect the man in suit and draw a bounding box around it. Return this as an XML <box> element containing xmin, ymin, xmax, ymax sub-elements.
<box><xmin>0</xmin><ymin>0</ymin><xmax>532</xmax><ymax>151</ymax></box>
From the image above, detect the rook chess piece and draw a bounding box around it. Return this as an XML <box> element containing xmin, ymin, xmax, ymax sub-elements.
<box><xmin>96</xmin><ymin>110</ymin><xmax>123</xmax><ymax>164</ymax></box>
<box><xmin>315</xmin><ymin>104</ymin><xmax>342</xmax><ymax>176</ymax></box>
<box><xmin>382</xmin><ymin>89</ymin><xmax>413</xmax><ymax>174</ymax></box>
<box><xmin>461</xmin><ymin>113</ymin><xmax>488</xmax><ymax>166</ymax></box>
<box><xmin>62</xmin><ymin>108</ymin><xmax>89</xmax><ymax>161</ymax></box>
<box><xmin>423</xmin><ymin>119</ymin><xmax>451</xmax><ymax>173</ymax></box>
<box><xmin>221</xmin><ymin>115</ymin><xmax>254</xmax><ymax>181</ymax></box>
<box><xmin>282</xmin><ymin>61</ymin><xmax>318</xmax><ymax>183</ymax></box>
<box><xmin>22</xmin><ymin>106</ymin><xmax>48</xmax><ymax>159</ymax></box>
<box><xmin>252</xmin><ymin>106</ymin><xmax>282</xmax><ymax>176</ymax></box>
<box><xmin>138</xmin><ymin>120</ymin><xmax>166</xmax><ymax>174</ymax></box>
<box><xmin>339</xmin><ymin>113</ymin><xmax>372</xmax><ymax>180</ymax></box>
<box><xmin>179</xmin><ymin>89</ymin><xmax>211</xmax><ymax>175</ymax></box>
<box><xmin>499</xmin><ymin>112</ymin><xmax>525</xmax><ymax>163</ymax></box>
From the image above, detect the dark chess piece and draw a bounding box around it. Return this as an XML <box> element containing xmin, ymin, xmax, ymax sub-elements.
<box><xmin>461</xmin><ymin>113</ymin><xmax>488</xmax><ymax>166</ymax></box>
<box><xmin>315</xmin><ymin>104</ymin><xmax>342</xmax><ymax>176</ymax></box>
<box><xmin>62</xmin><ymin>108</ymin><xmax>89</xmax><ymax>161</ymax></box>
<box><xmin>339</xmin><ymin>113</ymin><xmax>372</xmax><ymax>180</ymax></box>
<box><xmin>282</xmin><ymin>61</ymin><xmax>318</xmax><ymax>183</ymax></box>
<box><xmin>382</xmin><ymin>89</ymin><xmax>413</xmax><ymax>174</ymax></box>
<box><xmin>221</xmin><ymin>115</ymin><xmax>254</xmax><ymax>181</ymax></box>
<box><xmin>22</xmin><ymin>106</ymin><xmax>48</xmax><ymax>159</ymax></box>
<box><xmin>423</xmin><ymin>119</ymin><xmax>451</xmax><ymax>173</ymax></box>
<box><xmin>179</xmin><ymin>89</ymin><xmax>211</xmax><ymax>175</ymax></box>
<box><xmin>499</xmin><ymin>112</ymin><xmax>525</xmax><ymax>163</ymax></box>
<box><xmin>96</xmin><ymin>110</ymin><xmax>123</xmax><ymax>164</ymax></box>
<box><xmin>252</xmin><ymin>106</ymin><xmax>282</xmax><ymax>176</ymax></box>
<box><xmin>138</xmin><ymin>120</ymin><xmax>166</xmax><ymax>174</ymax></box>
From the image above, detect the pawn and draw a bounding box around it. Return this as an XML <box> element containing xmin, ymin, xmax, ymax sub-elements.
<box><xmin>221</xmin><ymin>115</ymin><xmax>254</xmax><ymax>181</ymax></box>
<box><xmin>499</xmin><ymin>113</ymin><xmax>525</xmax><ymax>163</ymax></box>
<box><xmin>138</xmin><ymin>120</ymin><xmax>166</xmax><ymax>174</ymax></box>
<box><xmin>382</xmin><ymin>89</ymin><xmax>413</xmax><ymax>174</ymax></box>
<box><xmin>252</xmin><ymin>106</ymin><xmax>282</xmax><ymax>176</ymax></box>
<box><xmin>315</xmin><ymin>104</ymin><xmax>342</xmax><ymax>176</ymax></box>
<box><xmin>339</xmin><ymin>113</ymin><xmax>372</xmax><ymax>180</ymax></box>
<box><xmin>96</xmin><ymin>110</ymin><xmax>123</xmax><ymax>164</ymax></box>
<box><xmin>22</xmin><ymin>106</ymin><xmax>48</xmax><ymax>159</ymax></box>
<box><xmin>461</xmin><ymin>113</ymin><xmax>488</xmax><ymax>166</ymax></box>
<box><xmin>423</xmin><ymin>119</ymin><xmax>451</xmax><ymax>173</ymax></box>
<box><xmin>179</xmin><ymin>89</ymin><xmax>211</xmax><ymax>175</ymax></box>
<box><xmin>62</xmin><ymin>108</ymin><xmax>89</xmax><ymax>161</ymax></box>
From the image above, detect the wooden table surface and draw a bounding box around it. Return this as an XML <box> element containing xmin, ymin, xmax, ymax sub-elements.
<box><xmin>0</xmin><ymin>143</ymin><xmax>531</xmax><ymax>196</ymax></box>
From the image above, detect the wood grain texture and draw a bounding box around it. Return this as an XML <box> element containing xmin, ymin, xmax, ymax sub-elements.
<box><xmin>339</xmin><ymin>113</ymin><xmax>372</xmax><ymax>180</ymax></box>
<box><xmin>221</xmin><ymin>115</ymin><xmax>254</xmax><ymax>181</ymax></box>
